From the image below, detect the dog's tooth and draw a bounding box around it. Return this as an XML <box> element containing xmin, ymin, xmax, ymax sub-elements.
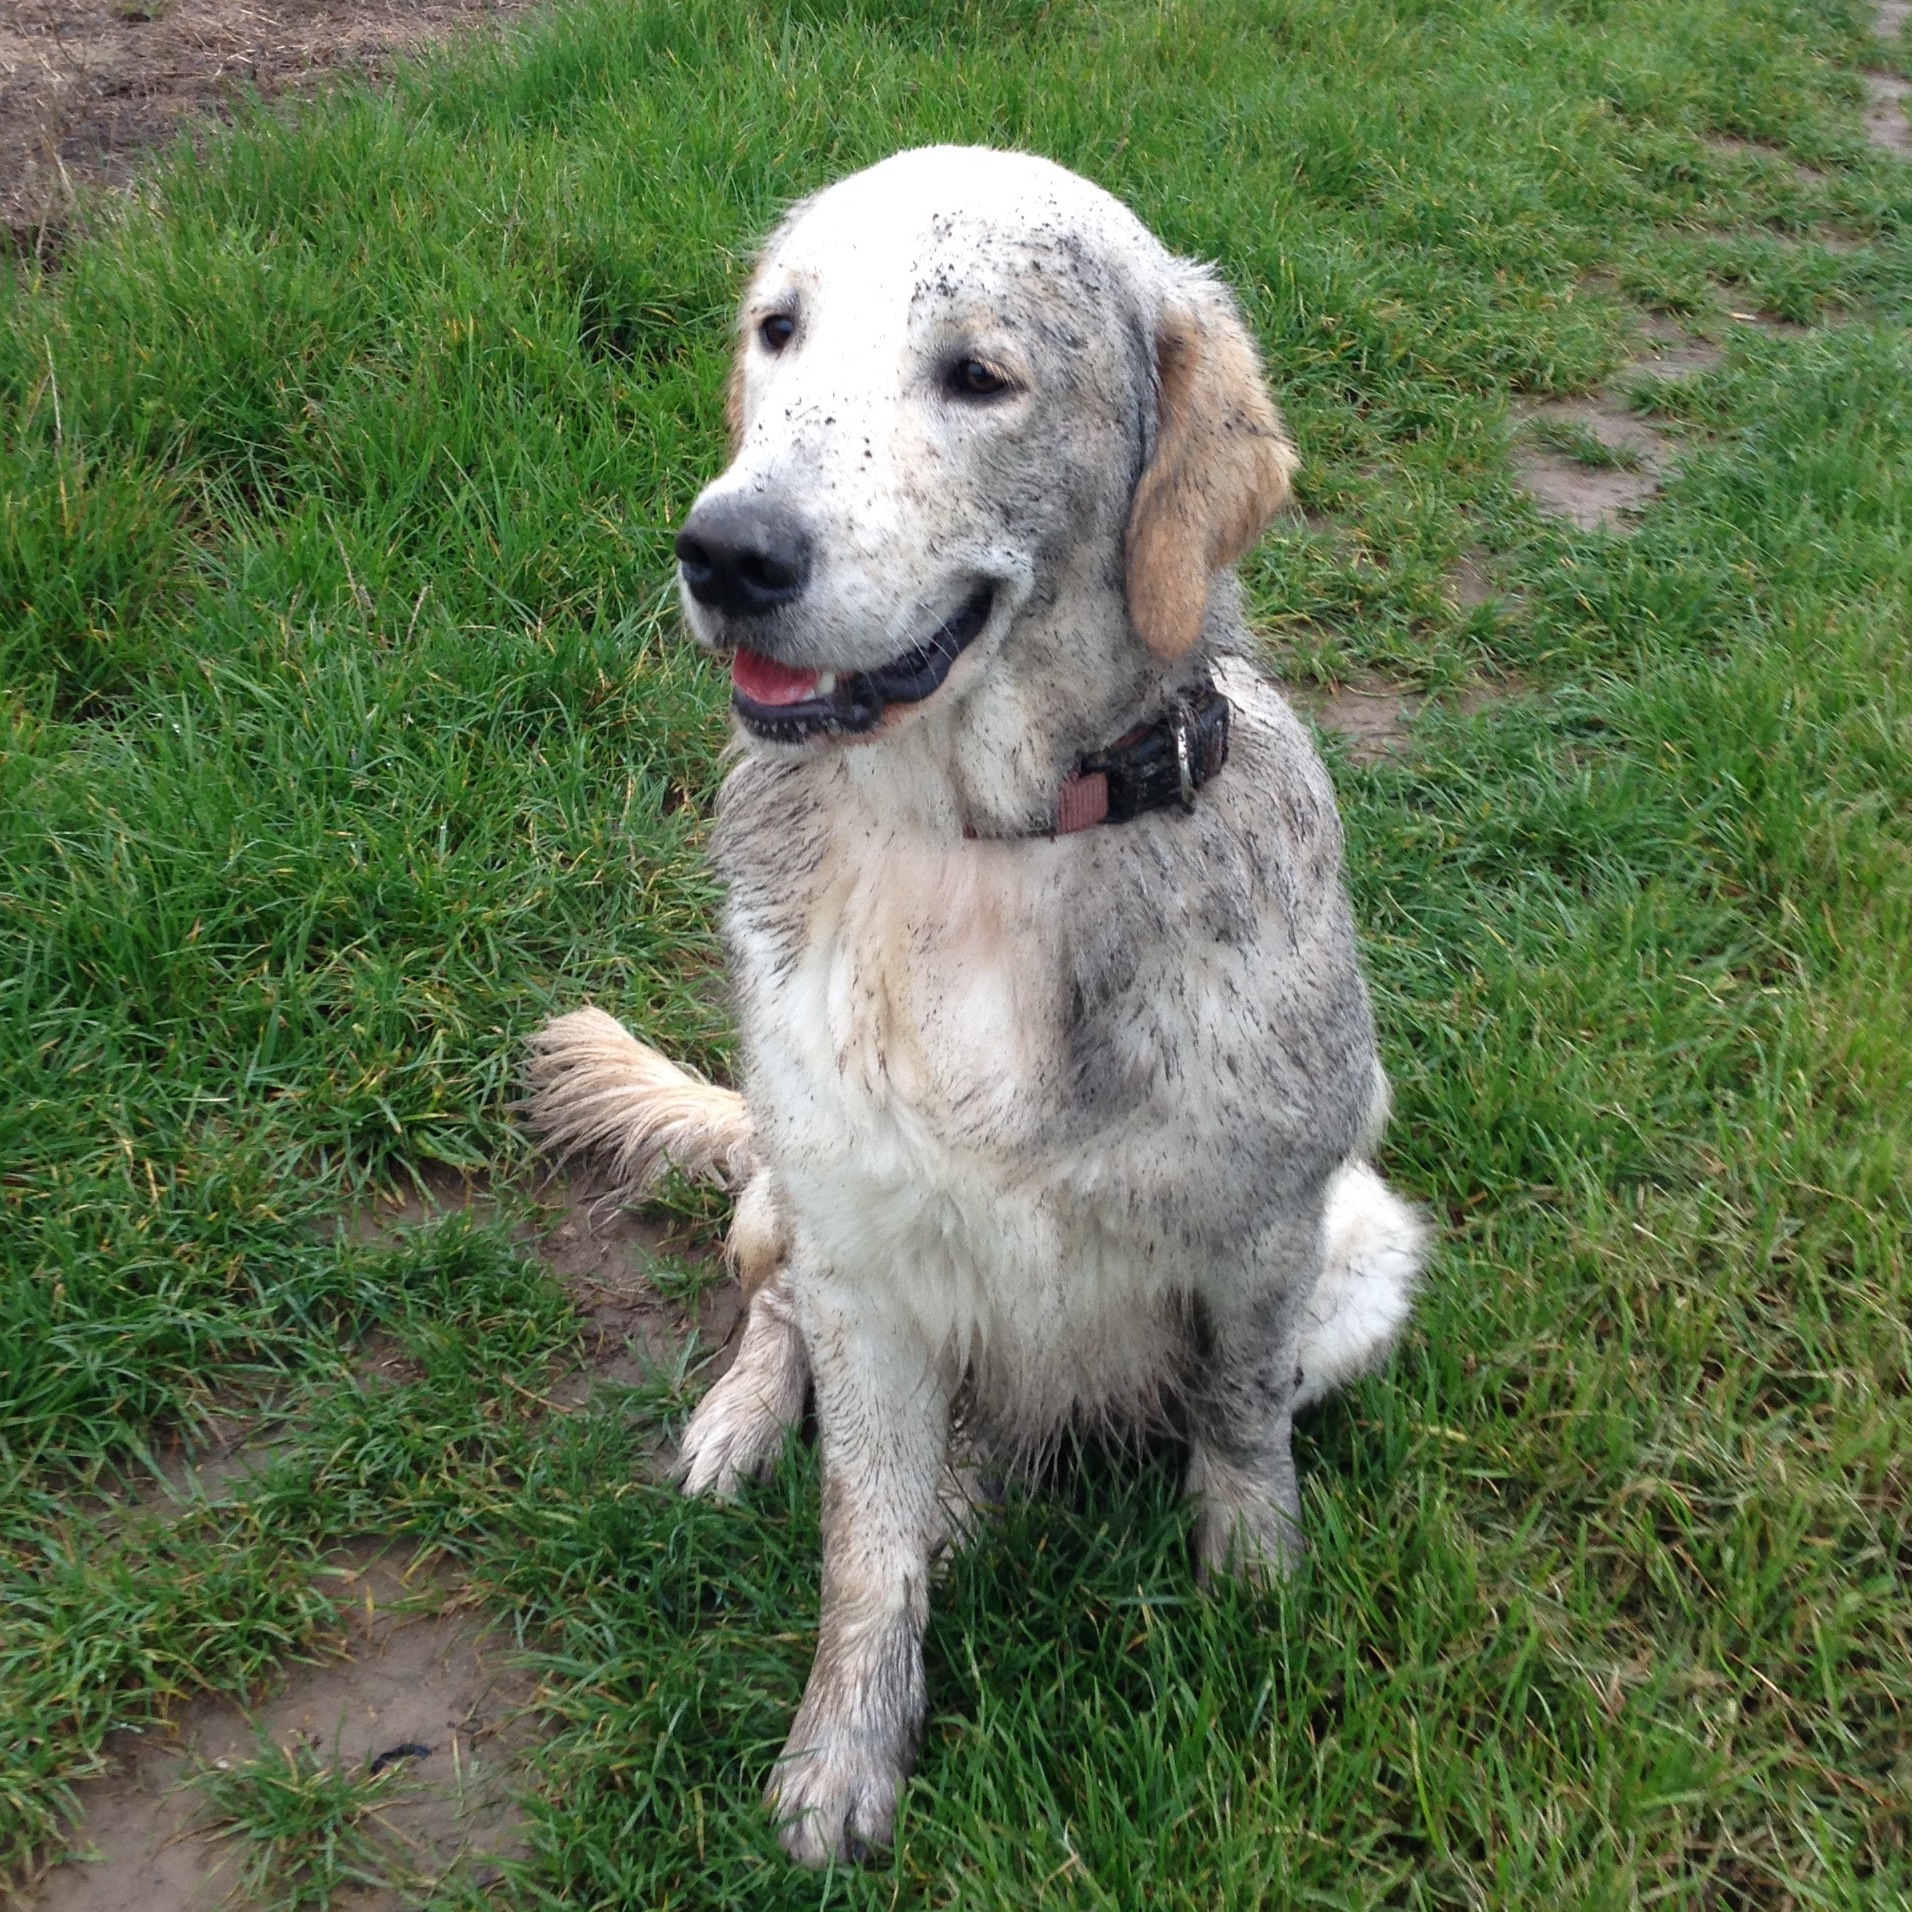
<box><xmin>817</xmin><ymin>672</ymin><xmax>837</xmax><ymax>696</ymax></box>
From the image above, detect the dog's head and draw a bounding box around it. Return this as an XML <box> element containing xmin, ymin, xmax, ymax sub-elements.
<box><xmin>676</xmin><ymin>148</ymin><xmax>1295</xmax><ymax>819</ymax></box>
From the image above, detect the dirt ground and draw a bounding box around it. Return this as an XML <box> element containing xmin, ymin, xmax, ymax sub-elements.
<box><xmin>33</xmin><ymin>1547</ymin><xmax>539</xmax><ymax>1912</ymax></box>
<box><xmin>1</xmin><ymin>0</ymin><xmax>532</xmax><ymax>242</ymax></box>
<box><xmin>26</xmin><ymin>1181</ymin><xmax>743</xmax><ymax>1912</ymax></box>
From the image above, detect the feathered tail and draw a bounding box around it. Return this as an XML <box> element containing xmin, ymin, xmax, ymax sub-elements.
<box><xmin>1292</xmin><ymin>1161</ymin><xmax>1426</xmax><ymax>1411</ymax></box>
<box><xmin>520</xmin><ymin>1006</ymin><xmax>756</xmax><ymax>1193</ymax></box>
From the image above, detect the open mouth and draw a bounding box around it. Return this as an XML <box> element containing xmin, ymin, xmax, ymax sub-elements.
<box><xmin>729</xmin><ymin>587</ymin><xmax>994</xmax><ymax>743</ymax></box>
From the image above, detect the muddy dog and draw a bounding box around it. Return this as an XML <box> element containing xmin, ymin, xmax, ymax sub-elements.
<box><xmin>523</xmin><ymin>146</ymin><xmax>1426</xmax><ymax>1867</ymax></box>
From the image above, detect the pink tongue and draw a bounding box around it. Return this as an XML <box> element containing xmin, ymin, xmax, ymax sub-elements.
<box><xmin>732</xmin><ymin>649</ymin><xmax>822</xmax><ymax>707</ymax></box>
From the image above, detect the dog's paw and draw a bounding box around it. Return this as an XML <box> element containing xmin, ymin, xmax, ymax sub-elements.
<box><xmin>1187</xmin><ymin>1445</ymin><xmax>1306</xmax><ymax>1589</ymax></box>
<box><xmin>1191</xmin><ymin>1497</ymin><xmax>1307</xmax><ymax>1590</ymax></box>
<box><xmin>675</xmin><ymin>1287</ymin><xmax>808</xmax><ymax>1497</ymax></box>
<box><xmin>676</xmin><ymin>1361</ymin><xmax>797</xmax><ymax>1497</ymax></box>
<box><xmin>766</xmin><ymin>1730</ymin><xmax>906</xmax><ymax>1868</ymax></box>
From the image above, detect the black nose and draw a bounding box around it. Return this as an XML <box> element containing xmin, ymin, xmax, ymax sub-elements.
<box><xmin>675</xmin><ymin>499</ymin><xmax>812</xmax><ymax>619</ymax></box>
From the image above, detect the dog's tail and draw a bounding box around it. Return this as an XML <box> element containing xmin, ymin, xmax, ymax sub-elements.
<box><xmin>521</xmin><ymin>1006</ymin><xmax>756</xmax><ymax>1194</ymax></box>
<box><xmin>1293</xmin><ymin>1161</ymin><xmax>1427</xmax><ymax>1414</ymax></box>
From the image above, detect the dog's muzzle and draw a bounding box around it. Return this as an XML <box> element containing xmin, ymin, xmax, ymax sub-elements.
<box><xmin>675</xmin><ymin>493</ymin><xmax>994</xmax><ymax>743</ymax></box>
<box><xmin>726</xmin><ymin>586</ymin><xmax>995</xmax><ymax>744</ymax></box>
<box><xmin>676</xmin><ymin>499</ymin><xmax>813</xmax><ymax>621</ymax></box>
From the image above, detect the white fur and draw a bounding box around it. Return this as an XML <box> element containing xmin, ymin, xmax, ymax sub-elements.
<box><xmin>1295</xmin><ymin>1163</ymin><xmax>1427</xmax><ymax>1413</ymax></box>
<box><xmin>677</xmin><ymin>1275</ymin><xmax>808</xmax><ymax>1495</ymax></box>
<box><xmin>522</xmin><ymin>1016</ymin><xmax>1421</xmax><ymax>1450</ymax></box>
<box><xmin>520</xmin><ymin>1006</ymin><xmax>754</xmax><ymax>1193</ymax></box>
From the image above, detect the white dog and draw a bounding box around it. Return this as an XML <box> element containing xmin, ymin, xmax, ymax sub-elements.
<box><xmin>524</xmin><ymin>146</ymin><xmax>1426</xmax><ymax>1867</ymax></box>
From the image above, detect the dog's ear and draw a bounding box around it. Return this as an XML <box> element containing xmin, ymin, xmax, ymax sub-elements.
<box><xmin>1125</xmin><ymin>271</ymin><xmax>1298</xmax><ymax>660</ymax></box>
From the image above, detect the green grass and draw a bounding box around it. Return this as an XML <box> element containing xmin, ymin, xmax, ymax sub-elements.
<box><xmin>2</xmin><ymin>0</ymin><xmax>1909</xmax><ymax>1904</ymax></box>
<box><xmin>1524</xmin><ymin>414</ymin><xmax>1647</xmax><ymax>469</ymax></box>
<box><xmin>190</xmin><ymin>1737</ymin><xmax>411</xmax><ymax>1911</ymax></box>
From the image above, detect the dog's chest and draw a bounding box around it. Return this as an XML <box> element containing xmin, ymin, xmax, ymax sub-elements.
<box><xmin>731</xmin><ymin>820</ymin><xmax>1202</xmax><ymax>1416</ymax></box>
<box><xmin>742</xmin><ymin>828</ymin><xmax>1064</xmax><ymax>1159</ymax></box>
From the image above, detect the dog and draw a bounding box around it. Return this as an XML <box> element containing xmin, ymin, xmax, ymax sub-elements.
<box><xmin>523</xmin><ymin>146</ymin><xmax>1427</xmax><ymax>1867</ymax></box>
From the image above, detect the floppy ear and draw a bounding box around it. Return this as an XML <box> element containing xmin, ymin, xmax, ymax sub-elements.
<box><xmin>1125</xmin><ymin>271</ymin><xmax>1298</xmax><ymax>660</ymax></box>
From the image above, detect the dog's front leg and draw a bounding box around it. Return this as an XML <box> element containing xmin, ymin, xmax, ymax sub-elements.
<box><xmin>769</xmin><ymin>1278</ymin><xmax>950</xmax><ymax>1867</ymax></box>
<box><xmin>1186</xmin><ymin>1216</ymin><xmax>1322</xmax><ymax>1588</ymax></box>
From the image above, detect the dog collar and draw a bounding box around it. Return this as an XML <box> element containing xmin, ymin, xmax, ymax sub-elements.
<box><xmin>960</xmin><ymin>679</ymin><xmax>1229</xmax><ymax>841</ymax></box>
<box><xmin>1051</xmin><ymin>678</ymin><xmax>1230</xmax><ymax>834</ymax></box>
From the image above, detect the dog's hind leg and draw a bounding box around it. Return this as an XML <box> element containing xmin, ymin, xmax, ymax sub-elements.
<box><xmin>680</xmin><ymin>1170</ymin><xmax>811</xmax><ymax>1495</ymax></box>
<box><xmin>1186</xmin><ymin>1209</ymin><xmax>1323</xmax><ymax>1588</ymax></box>
<box><xmin>1190</xmin><ymin>1166</ymin><xmax>1423</xmax><ymax>1585</ymax></box>
<box><xmin>1292</xmin><ymin>1161</ymin><xmax>1425</xmax><ymax>1414</ymax></box>
<box><xmin>679</xmin><ymin>1254</ymin><xmax>809</xmax><ymax>1496</ymax></box>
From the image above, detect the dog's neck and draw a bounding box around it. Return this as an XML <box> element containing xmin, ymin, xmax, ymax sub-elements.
<box><xmin>835</xmin><ymin>572</ymin><xmax>1237</xmax><ymax>843</ymax></box>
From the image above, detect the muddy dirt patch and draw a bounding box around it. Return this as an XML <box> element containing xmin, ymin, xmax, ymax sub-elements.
<box><xmin>349</xmin><ymin>1168</ymin><xmax>743</xmax><ymax>1401</ymax></box>
<box><xmin>1283</xmin><ymin>673</ymin><xmax>1517</xmax><ymax>766</ymax></box>
<box><xmin>1513</xmin><ymin>395</ymin><xmax>1673</xmax><ymax>533</ymax></box>
<box><xmin>1</xmin><ymin>0</ymin><xmax>531</xmax><ymax>237</ymax></box>
<box><xmin>1865</xmin><ymin>0</ymin><xmax>1911</xmax><ymax>156</ymax></box>
<box><xmin>534</xmin><ymin>1187</ymin><xmax>744</xmax><ymax>1406</ymax></box>
<box><xmin>31</xmin><ymin>1549</ymin><xmax>537</xmax><ymax>1912</ymax></box>
<box><xmin>1504</xmin><ymin>310</ymin><xmax>1731</xmax><ymax>530</ymax></box>
<box><xmin>1629</xmin><ymin>315</ymin><xmax>1724</xmax><ymax>381</ymax></box>
<box><xmin>1864</xmin><ymin>71</ymin><xmax>1911</xmax><ymax>155</ymax></box>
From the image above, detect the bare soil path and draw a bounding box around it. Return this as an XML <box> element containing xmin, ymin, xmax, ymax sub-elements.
<box><xmin>1</xmin><ymin>0</ymin><xmax>532</xmax><ymax>242</ymax></box>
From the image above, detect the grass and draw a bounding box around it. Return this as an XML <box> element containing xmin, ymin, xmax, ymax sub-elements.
<box><xmin>1524</xmin><ymin>415</ymin><xmax>1648</xmax><ymax>469</ymax></box>
<box><xmin>191</xmin><ymin>1737</ymin><xmax>410</xmax><ymax>1911</ymax></box>
<box><xmin>1</xmin><ymin>0</ymin><xmax>1908</xmax><ymax>1904</ymax></box>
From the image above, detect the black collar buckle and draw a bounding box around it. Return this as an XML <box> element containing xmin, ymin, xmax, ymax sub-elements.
<box><xmin>1079</xmin><ymin>678</ymin><xmax>1230</xmax><ymax>826</ymax></box>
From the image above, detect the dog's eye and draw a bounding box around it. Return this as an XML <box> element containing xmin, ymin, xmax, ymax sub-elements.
<box><xmin>949</xmin><ymin>357</ymin><xmax>1012</xmax><ymax>399</ymax></box>
<box><xmin>759</xmin><ymin>313</ymin><xmax>796</xmax><ymax>353</ymax></box>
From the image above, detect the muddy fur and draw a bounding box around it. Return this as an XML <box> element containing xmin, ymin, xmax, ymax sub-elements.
<box><xmin>522</xmin><ymin>147</ymin><xmax>1427</xmax><ymax>1867</ymax></box>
